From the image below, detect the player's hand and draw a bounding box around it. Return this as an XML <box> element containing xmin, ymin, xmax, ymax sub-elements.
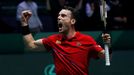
<box><xmin>102</xmin><ymin>33</ymin><xmax>111</xmax><ymax>44</ymax></box>
<box><xmin>21</xmin><ymin>10</ymin><xmax>32</xmax><ymax>26</ymax></box>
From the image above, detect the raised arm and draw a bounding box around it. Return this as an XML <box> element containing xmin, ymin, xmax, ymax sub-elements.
<box><xmin>21</xmin><ymin>10</ymin><xmax>46</xmax><ymax>51</ymax></box>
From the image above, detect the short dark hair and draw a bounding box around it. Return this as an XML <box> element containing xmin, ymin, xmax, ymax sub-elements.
<box><xmin>63</xmin><ymin>6</ymin><xmax>79</xmax><ymax>20</ymax></box>
<box><xmin>62</xmin><ymin>6</ymin><xmax>80</xmax><ymax>30</ymax></box>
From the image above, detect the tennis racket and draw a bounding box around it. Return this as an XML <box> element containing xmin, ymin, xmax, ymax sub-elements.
<box><xmin>100</xmin><ymin>0</ymin><xmax>110</xmax><ymax>66</ymax></box>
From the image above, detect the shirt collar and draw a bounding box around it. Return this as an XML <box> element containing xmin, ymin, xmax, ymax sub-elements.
<box><xmin>59</xmin><ymin>31</ymin><xmax>80</xmax><ymax>41</ymax></box>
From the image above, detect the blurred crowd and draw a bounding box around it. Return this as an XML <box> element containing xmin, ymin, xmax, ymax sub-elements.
<box><xmin>0</xmin><ymin>0</ymin><xmax>133</xmax><ymax>33</ymax></box>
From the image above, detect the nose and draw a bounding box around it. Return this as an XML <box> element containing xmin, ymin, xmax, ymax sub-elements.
<box><xmin>58</xmin><ymin>15</ymin><xmax>61</xmax><ymax>21</ymax></box>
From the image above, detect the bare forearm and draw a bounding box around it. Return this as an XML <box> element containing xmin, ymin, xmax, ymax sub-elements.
<box><xmin>23</xmin><ymin>33</ymin><xmax>36</xmax><ymax>49</ymax></box>
<box><xmin>22</xmin><ymin>29</ymin><xmax>46</xmax><ymax>51</ymax></box>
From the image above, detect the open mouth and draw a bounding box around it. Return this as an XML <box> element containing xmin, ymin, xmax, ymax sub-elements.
<box><xmin>58</xmin><ymin>23</ymin><xmax>63</xmax><ymax>28</ymax></box>
<box><xmin>58</xmin><ymin>23</ymin><xmax>63</xmax><ymax>32</ymax></box>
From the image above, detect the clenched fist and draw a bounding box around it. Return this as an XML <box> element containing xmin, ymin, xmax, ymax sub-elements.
<box><xmin>21</xmin><ymin>10</ymin><xmax>32</xmax><ymax>26</ymax></box>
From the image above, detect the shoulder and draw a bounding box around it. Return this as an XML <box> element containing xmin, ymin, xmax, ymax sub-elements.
<box><xmin>48</xmin><ymin>34</ymin><xmax>60</xmax><ymax>38</ymax></box>
<box><xmin>78</xmin><ymin>32</ymin><xmax>94</xmax><ymax>40</ymax></box>
<box><xmin>77</xmin><ymin>32</ymin><xmax>97</xmax><ymax>44</ymax></box>
<box><xmin>42</xmin><ymin>34</ymin><xmax>60</xmax><ymax>40</ymax></box>
<box><xmin>41</xmin><ymin>34</ymin><xmax>61</xmax><ymax>45</ymax></box>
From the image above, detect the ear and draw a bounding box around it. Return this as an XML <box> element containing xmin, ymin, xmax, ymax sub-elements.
<box><xmin>71</xmin><ymin>19</ymin><xmax>76</xmax><ymax>25</ymax></box>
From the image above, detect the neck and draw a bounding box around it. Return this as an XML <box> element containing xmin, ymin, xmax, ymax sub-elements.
<box><xmin>66</xmin><ymin>27</ymin><xmax>76</xmax><ymax>38</ymax></box>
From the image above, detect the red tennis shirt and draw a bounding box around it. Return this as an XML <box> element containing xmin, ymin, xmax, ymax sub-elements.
<box><xmin>42</xmin><ymin>32</ymin><xmax>103</xmax><ymax>75</ymax></box>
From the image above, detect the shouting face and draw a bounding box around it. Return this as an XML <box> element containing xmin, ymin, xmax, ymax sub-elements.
<box><xmin>57</xmin><ymin>9</ymin><xmax>75</xmax><ymax>34</ymax></box>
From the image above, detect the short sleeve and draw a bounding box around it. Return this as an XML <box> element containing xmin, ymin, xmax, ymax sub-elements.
<box><xmin>88</xmin><ymin>36</ymin><xmax>103</xmax><ymax>59</ymax></box>
<box><xmin>42</xmin><ymin>34</ymin><xmax>59</xmax><ymax>51</ymax></box>
<box><xmin>42</xmin><ymin>38</ymin><xmax>52</xmax><ymax>51</ymax></box>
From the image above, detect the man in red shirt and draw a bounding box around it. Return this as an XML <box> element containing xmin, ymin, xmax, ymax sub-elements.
<box><xmin>20</xmin><ymin>6</ymin><xmax>111</xmax><ymax>75</ymax></box>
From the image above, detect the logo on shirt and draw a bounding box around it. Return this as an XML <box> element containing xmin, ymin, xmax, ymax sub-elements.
<box><xmin>56</xmin><ymin>40</ymin><xmax>61</xmax><ymax>44</ymax></box>
<box><xmin>95</xmin><ymin>45</ymin><xmax>101</xmax><ymax>48</ymax></box>
<box><xmin>76</xmin><ymin>42</ymin><xmax>82</xmax><ymax>46</ymax></box>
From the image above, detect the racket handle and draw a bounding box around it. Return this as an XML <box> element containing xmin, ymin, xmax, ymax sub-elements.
<box><xmin>104</xmin><ymin>43</ymin><xmax>110</xmax><ymax>66</ymax></box>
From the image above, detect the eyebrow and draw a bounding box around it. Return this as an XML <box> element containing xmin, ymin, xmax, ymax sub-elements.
<box><xmin>59</xmin><ymin>13</ymin><xmax>67</xmax><ymax>17</ymax></box>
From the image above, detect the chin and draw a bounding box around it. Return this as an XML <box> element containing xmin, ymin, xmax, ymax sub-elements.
<box><xmin>59</xmin><ymin>30</ymin><xmax>66</xmax><ymax>34</ymax></box>
<box><xmin>59</xmin><ymin>31</ymin><xmax>63</xmax><ymax>33</ymax></box>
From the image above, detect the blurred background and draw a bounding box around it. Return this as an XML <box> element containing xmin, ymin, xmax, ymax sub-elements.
<box><xmin>0</xmin><ymin>0</ymin><xmax>134</xmax><ymax>75</ymax></box>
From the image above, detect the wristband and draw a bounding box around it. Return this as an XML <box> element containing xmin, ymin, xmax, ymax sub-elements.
<box><xmin>21</xmin><ymin>25</ymin><xmax>30</xmax><ymax>35</ymax></box>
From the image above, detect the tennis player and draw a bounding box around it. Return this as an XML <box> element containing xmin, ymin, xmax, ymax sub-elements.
<box><xmin>20</xmin><ymin>6</ymin><xmax>111</xmax><ymax>75</ymax></box>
